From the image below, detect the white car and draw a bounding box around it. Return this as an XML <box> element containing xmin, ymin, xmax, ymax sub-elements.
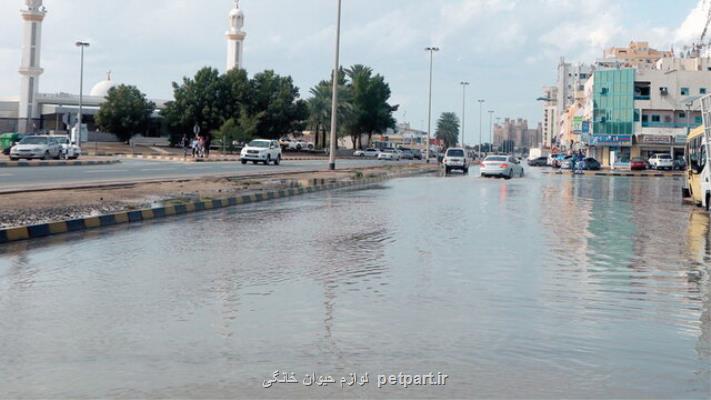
<box><xmin>50</xmin><ymin>135</ymin><xmax>81</xmax><ymax>159</ymax></box>
<box><xmin>648</xmin><ymin>153</ymin><xmax>673</xmax><ymax>170</ymax></box>
<box><xmin>354</xmin><ymin>148</ymin><xmax>380</xmax><ymax>158</ymax></box>
<box><xmin>481</xmin><ymin>155</ymin><xmax>524</xmax><ymax>179</ymax></box>
<box><xmin>288</xmin><ymin>139</ymin><xmax>314</xmax><ymax>151</ymax></box>
<box><xmin>377</xmin><ymin>148</ymin><xmax>400</xmax><ymax>161</ymax></box>
<box><xmin>240</xmin><ymin>139</ymin><xmax>282</xmax><ymax>165</ymax></box>
<box><xmin>9</xmin><ymin>135</ymin><xmax>62</xmax><ymax>160</ymax></box>
<box><xmin>442</xmin><ymin>147</ymin><xmax>470</xmax><ymax>174</ymax></box>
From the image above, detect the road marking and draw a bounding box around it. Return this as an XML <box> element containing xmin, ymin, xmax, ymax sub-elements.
<box><xmin>0</xmin><ymin>173</ymin><xmax>12</xmax><ymax>177</ymax></box>
<box><xmin>84</xmin><ymin>169</ymin><xmax>129</xmax><ymax>173</ymax></box>
<box><xmin>140</xmin><ymin>168</ymin><xmax>175</xmax><ymax>172</ymax></box>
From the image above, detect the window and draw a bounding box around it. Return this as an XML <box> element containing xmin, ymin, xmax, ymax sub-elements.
<box><xmin>651</xmin><ymin>115</ymin><xmax>661</xmax><ymax>122</ymax></box>
<box><xmin>634</xmin><ymin>110</ymin><xmax>640</xmax><ymax>122</ymax></box>
<box><xmin>701</xmin><ymin>88</ymin><xmax>707</xmax><ymax>95</ymax></box>
<box><xmin>679</xmin><ymin>112</ymin><xmax>687</xmax><ymax>119</ymax></box>
<box><xmin>681</xmin><ymin>87</ymin><xmax>689</xmax><ymax>96</ymax></box>
<box><xmin>641</xmin><ymin>115</ymin><xmax>649</xmax><ymax>122</ymax></box>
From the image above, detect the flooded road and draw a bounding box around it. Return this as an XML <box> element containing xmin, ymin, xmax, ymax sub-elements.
<box><xmin>0</xmin><ymin>169</ymin><xmax>709</xmax><ymax>399</ymax></box>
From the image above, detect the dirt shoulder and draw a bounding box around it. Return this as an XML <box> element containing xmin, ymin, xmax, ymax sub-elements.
<box><xmin>0</xmin><ymin>164</ymin><xmax>436</xmax><ymax>229</ymax></box>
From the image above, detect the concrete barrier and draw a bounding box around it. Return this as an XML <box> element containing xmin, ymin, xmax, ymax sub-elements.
<box><xmin>0</xmin><ymin>168</ymin><xmax>432</xmax><ymax>244</ymax></box>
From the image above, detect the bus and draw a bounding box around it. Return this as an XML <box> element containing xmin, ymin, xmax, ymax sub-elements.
<box><xmin>684</xmin><ymin>95</ymin><xmax>711</xmax><ymax>210</ymax></box>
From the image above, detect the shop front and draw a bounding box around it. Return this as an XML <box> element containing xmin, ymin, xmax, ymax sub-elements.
<box><xmin>589</xmin><ymin>134</ymin><xmax>633</xmax><ymax>167</ymax></box>
<box><xmin>635</xmin><ymin>134</ymin><xmax>686</xmax><ymax>160</ymax></box>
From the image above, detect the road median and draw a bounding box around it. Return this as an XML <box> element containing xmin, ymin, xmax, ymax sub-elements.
<box><xmin>0</xmin><ymin>164</ymin><xmax>436</xmax><ymax>244</ymax></box>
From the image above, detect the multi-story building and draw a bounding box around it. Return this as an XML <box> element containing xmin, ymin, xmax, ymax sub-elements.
<box><xmin>540</xmin><ymin>86</ymin><xmax>558</xmax><ymax>148</ymax></box>
<box><xmin>601</xmin><ymin>41</ymin><xmax>674</xmax><ymax>69</ymax></box>
<box><xmin>582</xmin><ymin>56</ymin><xmax>710</xmax><ymax>166</ymax></box>
<box><xmin>494</xmin><ymin>118</ymin><xmax>538</xmax><ymax>150</ymax></box>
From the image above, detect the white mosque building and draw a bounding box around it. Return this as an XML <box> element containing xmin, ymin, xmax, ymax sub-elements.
<box><xmin>0</xmin><ymin>0</ymin><xmax>246</xmax><ymax>135</ymax></box>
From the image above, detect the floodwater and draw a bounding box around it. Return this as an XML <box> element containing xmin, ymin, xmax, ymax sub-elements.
<box><xmin>0</xmin><ymin>168</ymin><xmax>709</xmax><ymax>399</ymax></box>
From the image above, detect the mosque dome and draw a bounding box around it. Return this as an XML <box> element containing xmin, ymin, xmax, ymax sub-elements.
<box><xmin>90</xmin><ymin>71</ymin><xmax>117</xmax><ymax>98</ymax></box>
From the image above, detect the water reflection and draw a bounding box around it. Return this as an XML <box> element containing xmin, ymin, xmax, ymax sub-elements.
<box><xmin>0</xmin><ymin>171</ymin><xmax>709</xmax><ymax>398</ymax></box>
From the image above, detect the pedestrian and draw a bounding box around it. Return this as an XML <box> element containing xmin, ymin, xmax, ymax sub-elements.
<box><xmin>191</xmin><ymin>135</ymin><xmax>198</xmax><ymax>158</ymax></box>
<box><xmin>205</xmin><ymin>135</ymin><xmax>211</xmax><ymax>159</ymax></box>
<box><xmin>181</xmin><ymin>134</ymin><xmax>189</xmax><ymax>157</ymax></box>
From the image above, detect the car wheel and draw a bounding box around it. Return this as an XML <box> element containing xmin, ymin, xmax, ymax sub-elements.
<box><xmin>274</xmin><ymin>155</ymin><xmax>281</xmax><ymax>165</ymax></box>
<box><xmin>445</xmin><ymin>166</ymin><xmax>451</xmax><ymax>174</ymax></box>
<box><xmin>252</xmin><ymin>161</ymin><xmax>258</xmax><ymax>165</ymax></box>
<box><xmin>10</xmin><ymin>157</ymin><xmax>18</xmax><ymax>161</ymax></box>
<box><xmin>265</xmin><ymin>155</ymin><xmax>271</xmax><ymax>165</ymax></box>
<box><xmin>505</xmin><ymin>170</ymin><xmax>513</xmax><ymax>180</ymax></box>
<box><xmin>241</xmin><ymin>160</ymin><xmax>247</xmax><ymax>165</ymax></box>
<box><xmin>296</xmin><ymin>145</ymin><xmax>302</xmax><ymax>151</ymax></box>
<box><xmin>42</xmin><ymin>151</ymin><xmax>50</xmax><ymax>160</ymax></box>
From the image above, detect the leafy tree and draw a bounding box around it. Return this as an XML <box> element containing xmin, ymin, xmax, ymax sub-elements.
<box><xmin>344</xmin><ymin>65</ymin><xmax>397</xmax><ymax>149</ymax></box>
<box><xmin>213</xmin><ymin>109</ymin><xmax>263</xmax><ymax>152</ymax></box>
<box><xmin>248</xmin><ymin>70</ymin><xmax>307</xmax><ymax>139</ymax></box>
<box><xmin>436</xmin><ymin>112</ymin><xmax>460</xmax><ymax>149</ymax></box>
<box><xmin>162</xmin><ymin>67</ymin><xmax>229</xmax><ymax>144</ymax></box>
<box><xmin>95</xmin><ymin>84</ymin><xmax>155</xmax><ymax>142</ymax></box>
<box><xmin>307</xmin><ymin>70</ymin><xmax>352</xmax><ymax>149</ymax></box>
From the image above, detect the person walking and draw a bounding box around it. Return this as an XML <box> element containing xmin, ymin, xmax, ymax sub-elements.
<box><xmin>181</xmin><ymin>134</ymin><xmax>189</xmax><ymax>157</ymax></box>
<box><xmin>191</xmin><ymin>135</ymin><xmax>198</xmax><ymax>158</ymax></box>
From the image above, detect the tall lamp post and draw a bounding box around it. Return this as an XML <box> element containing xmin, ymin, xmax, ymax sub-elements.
<box><xmin>328</xmin><ymin>0</ymin><xmax>342</xmax><ymax>171</ymax></box>
<box><xmin>460</xmin><ymin>81</ymin><xmax>469</xmax><ymax>149</ymax></box>
<box><xmin>488</xmin><ymin>110</ymin><xmax>494</xmax><ymax>155</ymax></box>
<box><xmin>425</xmin><ymin>47</ymin><xmax>439</xmax><ymax>163</ymax></box>
<box><xmin>75</xmin><ymin>41</ymin><xmax>90</xmax><ymax>146</ymax></box>
<box><xmin>477</xmin><ymin>99</ymin><xmax>485</xmax><ymax>159</ymax></box>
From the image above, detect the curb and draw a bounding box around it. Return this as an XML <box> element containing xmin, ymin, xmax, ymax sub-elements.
<box><xmin>542</xmin><ymin>170</ymin><xmax>683</xmax><ymax>178</ymax></box>
<box><xmin>117</xmin><ymin>154</ymin><xmax>349</xmax><ymax>162</ymax></box>
<box><xmin>0</xmin><ymin>168</ymin><xmax>432</xmax><ymax>244</ymax></box>
<box><xmin>0</xmin><ymin>159</ymin><xmax>120</xmax><ymax>168</ymax></box>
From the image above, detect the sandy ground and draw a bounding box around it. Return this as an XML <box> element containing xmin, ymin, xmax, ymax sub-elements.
<box><xmin>0</xmin><ymin>164</ymin><xmax>434</xmax><ymax>229</ymax></box>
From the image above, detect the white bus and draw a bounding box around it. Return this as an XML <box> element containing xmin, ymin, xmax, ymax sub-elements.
<box><xmin>685</xmin><ymin>95</ymin><xmax>711</xmax><ymax>210</ymax></box>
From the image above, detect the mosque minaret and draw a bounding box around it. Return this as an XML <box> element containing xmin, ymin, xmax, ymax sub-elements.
<box><xmin>18</xmin><ymin>0</ymin><xmax>47</xmax><ymax>131</ymax></box>
<box><xmin>226</xmin><ymin>0</ymin><xmax>246</xmax><ymax>71</ymax></box>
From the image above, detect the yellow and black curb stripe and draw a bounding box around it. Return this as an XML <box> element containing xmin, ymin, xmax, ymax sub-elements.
<box><xmin>0</xmin><ymin>168</ymin><xmax>431</xmax><ymax>244</ymax></box>
<box><xmin>542</xmin><ymin>170</ymin><xmax>683</xmax><ymax>178</ymax></box>
<box><xmin>0</xmin><ymin>159</ymin><xmax>120</xmax><ymax>168</ymax></box>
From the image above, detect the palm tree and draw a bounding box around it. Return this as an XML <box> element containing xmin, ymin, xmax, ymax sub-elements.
<box><xmin>307</xmin><ymin>71</ymin><xmax>353</xmax><ymax>150</ymax></box>
<box><xmin>436</xmin><ymin>112</ymin><xmax>460</xmax><ymax>149</ymax></box>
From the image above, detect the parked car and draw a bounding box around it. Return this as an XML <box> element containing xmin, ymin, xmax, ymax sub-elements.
<box><xmin>353</xmin><ymin>148</ymin><xmax>380</xmax><ymax>158</ymax></box>
<box><xmin>412</xmin><ymin>149</ymin><xmax>423</xmax><ymax>160</ymax></box>
<box><xmin>400</xmin><ymin>149</ymin><xmax>415</xmax><ymax>160</ymax></box>
<box><xmin>240</xmin><ymin>139</ymin><xmax>282</xmax><ymax>165</ymax></box>
<box><xmin>547</xmin><ymin>153</ymin><xmax>560</xmax><ymax>166</ymax></box>
<box><xmin>1</xmin><ymin>132</ymin><xmax>23</xmax><ymax>155</ymax></box>
<box><xmin>481</xmin><ymin>155</ymin><xmax>524</xmax><ymax>179</ymax></box>
<box><xmin>648</xmin><ymin>153</ymin><xmax>673</xmax><ymax>170</ymax></box>
<box><xmin>49</xmin><ymin>135</ymin><xmax>81</xmax><ymax>160</ymax></box>
<box><xmin>9</xmin><ymin>135</ymin><xmax>62</xmax><ymax>160</ymax></box>
<box><xmin>551</xmin><ymin>153</ymin><xmax>568</xmax><ymax>168</ymax></box>
<box><xmin>377</xmin><ymin>148</ymin><xmax>400</xmax><ymax>161</ymax></box>
<box><xmin>577</xmin><ymin>157</ymin><xmax>601</xmax><ymax>171</ymax></box>
<box><xmin>527</xmin><ymin>156</ymin><xmax>548</xmax><ymax>167</ymax></box>
<box><xmin>288</xmin><ymin>139</ymin><xmax>314</xmax><ymax>151</ymax></box>
<box><xmin>630</xmin><ymin>157</ymin><xmax>647</xmax><ymax>171</ymax></box>
<box><xmin>559</xmin><ymin>156</ymin><xmax>575</xmax><ymax>170</ymax></box>
<box><xmin>443</xmin><ymin>148</ymin><xmax>470</xmax><ymax>174</ymax></box>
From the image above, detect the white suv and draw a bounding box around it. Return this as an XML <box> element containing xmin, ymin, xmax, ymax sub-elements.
<box><xmin>648</xmin><ymin>153</ymin><xmax>673</xmax><ymax>170</ymax></box>
<box><xmin>443</xmin><ymin>148</ymin><xmax>471</xmax><ymax>174</ymax></box>
<box><xmin>50</xmin><ymin>135</ymin><xmax>82</xmax><ymax>159</ymax></box>
<box><xmin>240</xmin><ymin>139</ymin><xmax>282</xmax><ymax>165</ymax></box>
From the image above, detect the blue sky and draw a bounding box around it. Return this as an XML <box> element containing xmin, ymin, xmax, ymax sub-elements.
<box><xmin>0</xmin><ymin>0</ymin><xmax>706</xmax><ymax>139</ymax></box>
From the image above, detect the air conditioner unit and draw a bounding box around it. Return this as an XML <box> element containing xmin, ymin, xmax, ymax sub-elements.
<box><xmin>660</xmin><ymin>87</ymin><xmax>668</xmax><ymax>95</ymax></box>
<box><xmin>601</xmin><ymin>88</ymin><xmax>609</xmax><ymax>95</ymax></box>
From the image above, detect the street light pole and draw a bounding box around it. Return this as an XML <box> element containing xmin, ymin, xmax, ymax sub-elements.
<box><xmin>328</xmin><ymin>0</ymin><xmax>342</xmax><ymax>171</ymax></box>
<box><xmin>477</xmin><ymin>99</ymin><xmax>485</xmax><ymax>159</ymax></box>
<box><xmin>425</xmin><ymin>47</ymin><xmax>439</xmax><ymax>163</ymax></box>
<box><xmin>488</xmin><ymin>110</ymin><xmax>494</xmax><ymax>155</ymax></box>
<box><xmin>75</xmin><ymin>41</ymin><xmax>90</xmax><ymax>147</ymax></box>
<box><xmin>460</xmin><ymin>81</ymin><xmax>469</xmax><ymax>149</ymax></box>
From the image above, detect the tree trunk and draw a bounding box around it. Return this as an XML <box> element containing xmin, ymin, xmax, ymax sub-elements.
<box><xmin>315</xmin><ymin>124</ymin><xmax>321</xmax><ymax>148</ymax></box>
<box><xmin>367</xmin><ymin>132</ymin><xmax>373</xmax><ymax>147</ymax></box>
<box><xmin>357</xmin><ymin>134</ymin><xmax>362</xmax><ymax>149</ymax></box>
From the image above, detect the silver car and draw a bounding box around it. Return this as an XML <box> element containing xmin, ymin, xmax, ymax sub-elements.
<box><xmin>9</xmin><ymin>135</ymin><xmax>62</xmax><ymax>160</ymax></box>
<box><xmin>481</xmin><ymin>155</ymin><xmax>525</xmax><ymax>179</ymax></box>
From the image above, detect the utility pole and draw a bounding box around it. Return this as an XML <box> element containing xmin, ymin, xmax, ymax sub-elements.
<box><xmin>328</xmin><ymin>0</ymin><xmax>342</xmax><ymax>171</ymax></box>
<box><xmin>75</xmin><ymin>41</ymin><xmax>90</xmax><ymax>146</ymax></box>
<box><xmin>477</xmin><ymin>99</ymin><xmax>485</xmax><ymax>160</ymax></box>
<box><xmin>425</xmin><ymin>47</ymin><xmax>439</xmax><ymax>163</ymax></box>
<box><xmin>460</xmin><ymin>81</ymin><xmax>469</xmax><ymax>148</ymax></box>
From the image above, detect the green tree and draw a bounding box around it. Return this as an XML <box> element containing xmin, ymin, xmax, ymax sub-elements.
<box><xmin>162</xmin><ymin>67</ymin><xmax>229</xmax><ymax>144</ymax></box>
<box><xmin>307</xmin><ymin>70</ymin><xmax>352</xmax><ymax>150</ymax></box>
<box><xmin>248</xmin><ymin>70</ymin><xmax>307</xmax><ymax>139</ymax></box>
<box><xmin>213</xmin><ymin>109</ymin><xmax>263</xmax><ymax>152</ymax></box>
<box><xmin>344</xmin><ymin>65</ymin><xmax>398</xmax><ymax>149</ymax></box>
<box><xmin>95</xmin><ymin>84</ymin><xmax>155</xmax><ymax>142</ymax></box>
<box><xmin>436</xmin><ymin>112</ymin><xmax>460</xmax><ymax>149</ymax></box>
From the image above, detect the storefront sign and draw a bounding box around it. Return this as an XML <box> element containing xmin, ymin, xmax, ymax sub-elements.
<box><xmin>639</xmin><ymin>134</ymin><xmax>672</xmax><ymax>145</ymax></box>
<box><xmin>590</xmin><ymin>134</ymin><xmax>632</xmax><ymax>146</ymax></box>
<box><xmin>675</xmin><ymin>135</ymin><xmax>687</xmax><ymax>145</ymax></box>
<box><xmin>573</xmin><ymin>116</ymin><xmax>583</xmax><ymax>133</ymax></box>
